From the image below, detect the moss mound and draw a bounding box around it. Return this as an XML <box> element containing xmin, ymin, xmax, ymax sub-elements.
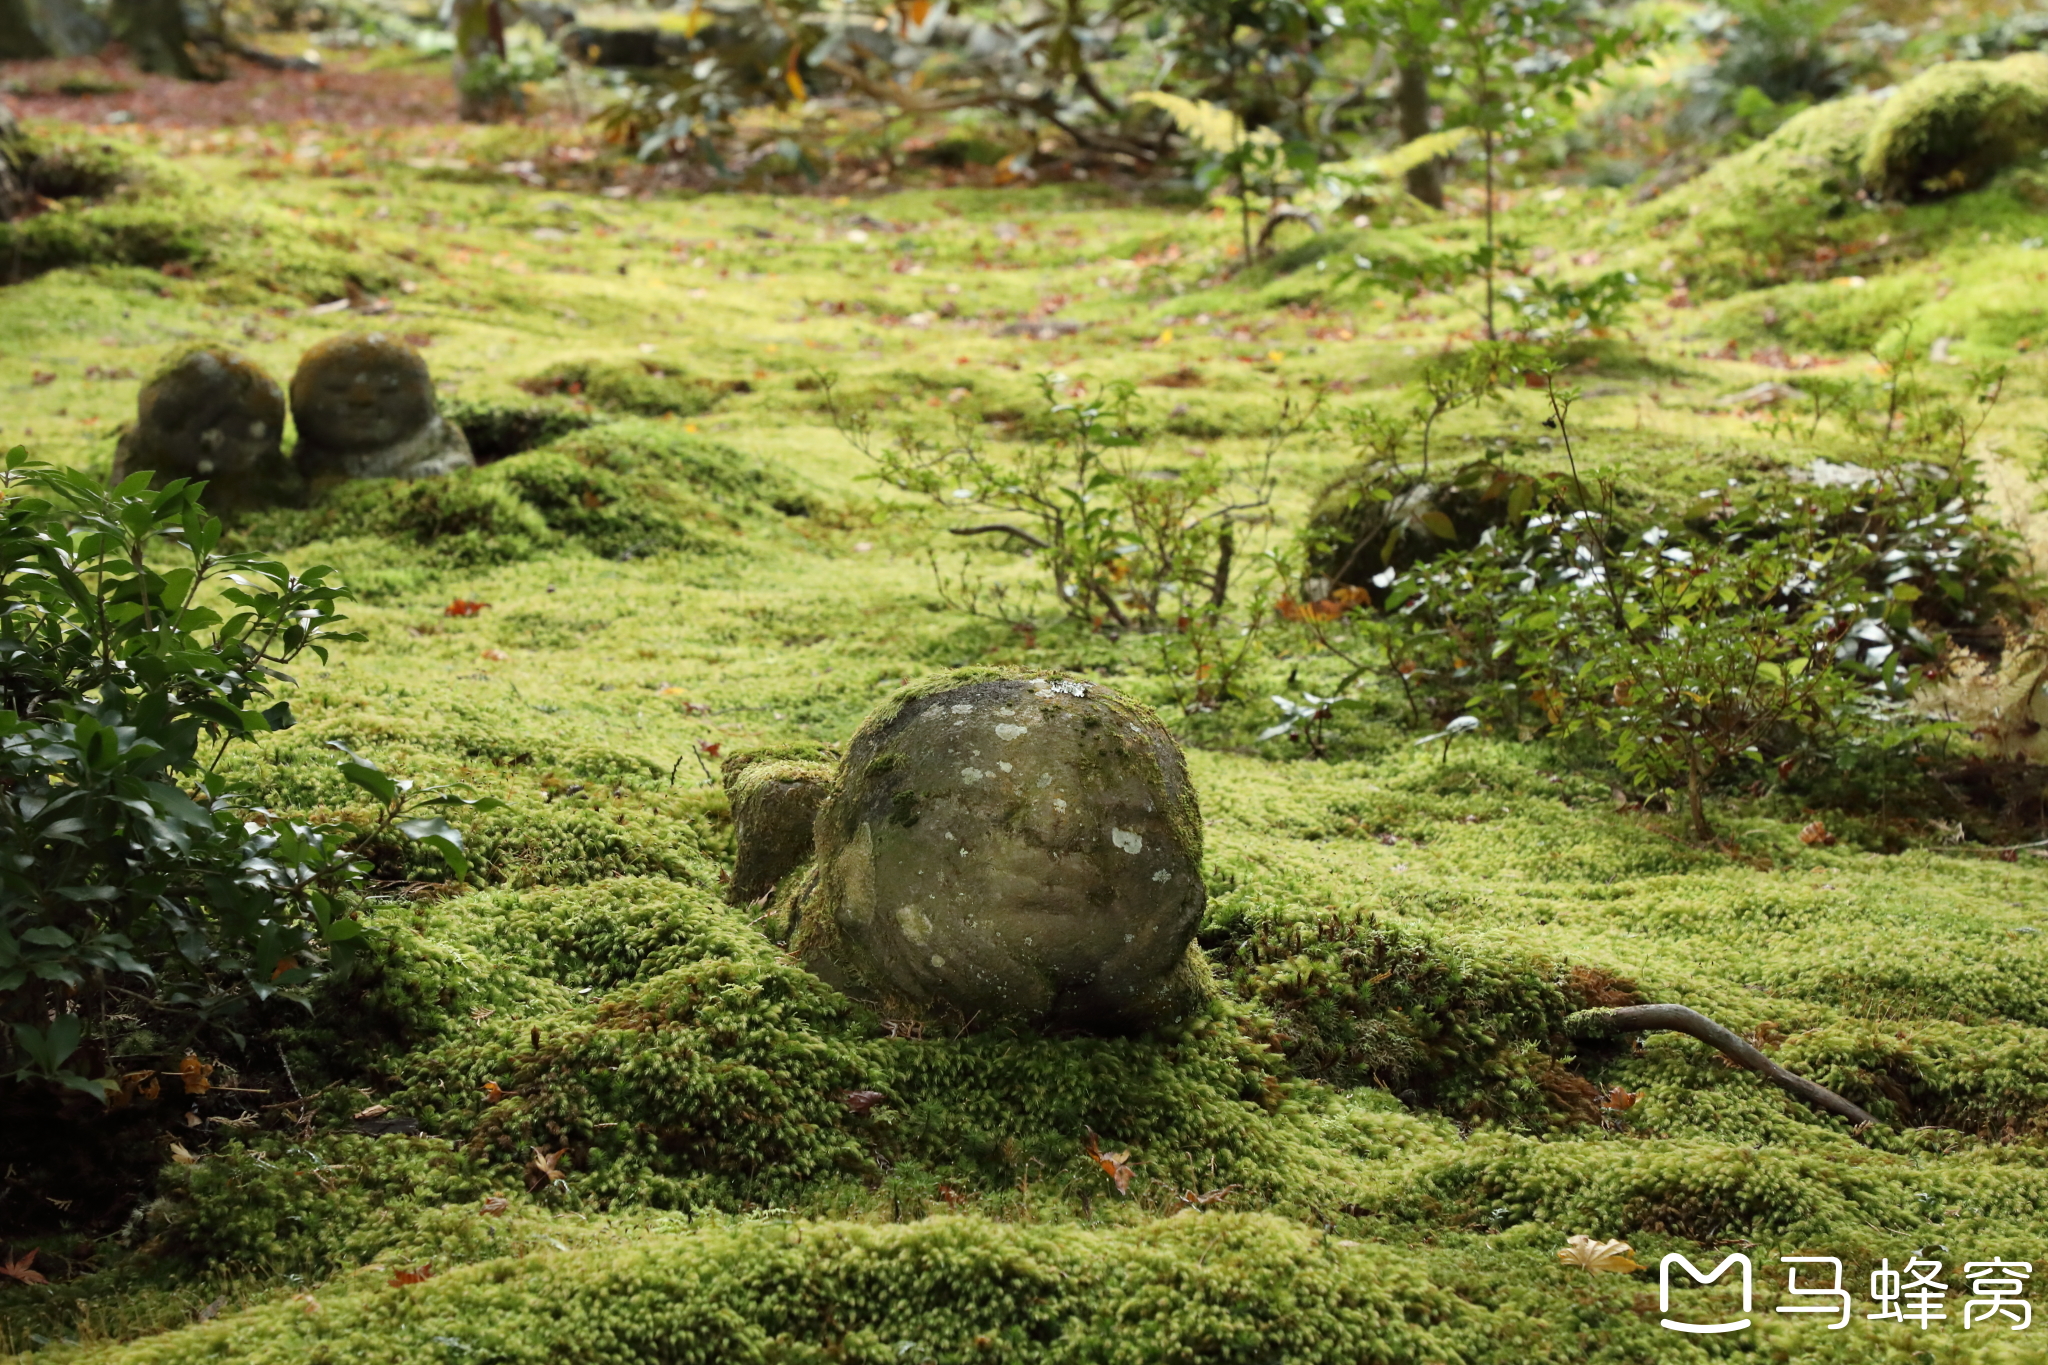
<box><xmin>236</xmin><ymin>420</ymin><xmax>811</xmax><ymax>578</ymax></box>
<box><xmin>87</xmin><ymin>1216</ymin><xmax>1496</xmax><ymax>1365</ymax></box>
<box><xmin>441</xmin><ymin>397</ymin><xmax>610</xmax><ymax>463</ymax></box>
<box><xmin>1863</xmin><ymin>52</ymin><xmax>2048</xmax><ymax>199</ymax></box>
<box><xmin>519</xmin><ymin>357</ymin><xmax>737</xmax><ymax>418</ymax></box>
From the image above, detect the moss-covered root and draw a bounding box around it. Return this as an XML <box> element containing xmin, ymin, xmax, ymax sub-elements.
<box><xmin>1566</xmin><ymin>1005</ymin><xmax>1878</xmax><ymax>1128</ymax></box>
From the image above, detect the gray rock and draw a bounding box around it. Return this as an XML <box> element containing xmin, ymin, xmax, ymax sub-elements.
<box><xmin>787</xmin><ymin>669</ymin><xmax>1209</xmax><ymax>1033</ymax></box>
<box><xmin>111</xmin><ymin>346</ymin><xmax>291</xmax><ymax>505</ymax></box>
<box><xmin>290</xmin><ymin>333</ymin><xmax>474</xmax><ymax>482</ymax></box>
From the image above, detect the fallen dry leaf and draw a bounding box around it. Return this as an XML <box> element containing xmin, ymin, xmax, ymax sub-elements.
<box><xmin>1600</xmin><ymin>1086</ymin><xmax>1643</xmax><ymax>1112</ymax></box>
<box><xmin>178</xmin><ymin>1054</ymin><xmax>213</xmax><ymax>1095</ymax></box>
<box><xmin>1083</xmin><ymin>1129</ymin><xmax>1133</xmax><ymax>1195</ymax></box>
<box><xmin>354</xmin><ymin>1104</ymin><xmax>391</xmax><ymax>1121</ymax></box>
<box><xmin>388</xmin><ymin>1264</ymin><xmax>433</xmax><ymax>1287</ymax></box>
<box><xmin>168</xmin><ymin>1142</ymin><xmax>200</xmax><ymax>1165</ymax></box>
<box><xmin>480</xmin><ymin>1195</ymin><xmax>510</xmax><ymax>1216</ymax></box>
<box><xmin>482</xmin><ymin>1081</ymin><xmax>512</xmax><ymax>1104</ymax></box>
<box><xmin>1176</xmin><ymin>1184</ymin><xmax>1239</xmax><ymax>1212</ymax></box>
<box><xmin>1798</xmin><ymin>821</ymin><xmax>1835</xmax><ymax>847</ymax></box>
<box><xmin>0</xmin><ymin>1249</ymin><xmax>47</xmax><ymax>1286</ymax></box>
<box><xmin>480</xmin><ymin>648</ymin><xmax>510</xmax><ymax>662</ymax></box>
<box><xmin>525</xmin><ymin>1146</ymin><xmax>568</xmax><ymax>1192</ymax></box>
<box><xmin>839</xmin><ymin>1090</ymin><xmax>886</xmax><ymax>1113</ymax></box>
<box><xmin>445</xmin><ymin>599</ymin><xmax>490</xmax><ymax>618</ymax></box>
<box><xmin>1557</xmin><ymin>1234</ymin><xmax>1644</xmax><ymax>1274</ymax></box>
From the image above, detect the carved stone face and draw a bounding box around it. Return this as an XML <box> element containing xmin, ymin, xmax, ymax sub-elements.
<box><xmin>802</xmin><ymin>674</ymin><xmax>1207</xmax><ymax>1033</ymax></box>
<box><xmin>289</xmin><ymin>333</ymin><xmax>436</xmax><ymax>455</ymax></box>
<box><xmin>115</xmin><ymin>347</ymin><xmax>287</xmax><ymax>496</ymax></box>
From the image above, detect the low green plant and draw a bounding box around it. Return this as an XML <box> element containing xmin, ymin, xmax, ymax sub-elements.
<box><xmin>825</xmin><ymin>371</ymin><xmax>1297</xmax><ymax>705</ymax></box>
<box><xmin>0</xmin><ymin>450</ymin><xmax>487</xmax><ymax>1097</ymax></box>
<box><xmin>1281</xmin><ymin>365</ymin><xmax>2020</xmax><ymax>835</ymax></box>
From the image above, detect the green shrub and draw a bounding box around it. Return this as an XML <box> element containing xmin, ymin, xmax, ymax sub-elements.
<box><xmin>0</xmin><ymin>450</ymin><xmax>476</xmax><ymax>1097</ymax></box>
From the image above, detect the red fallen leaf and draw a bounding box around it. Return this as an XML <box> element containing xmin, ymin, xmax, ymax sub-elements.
<box><xmin>1083</xmin><ymin>1128</ymin><xmax>1132</xmax><ymax>1195</ymax></box>
<box><xmin>1600</xmin><ymin>1086</ymin><xmax>1644</xmax><ymax>1111</ymax></box>
<box><xmin>388</xmin><ymin>1264</ymin><xmax>433</xmax><ymax>1287</ymax></box>
<box><xmin>0</xmin><ymin>1249</ymin><xmax>47</xmax><ymax>1285</ymax></box>
<box><xmin>179</xmin><ymin>1054</ymin><xmax>213</xmax><ymax>1095</ymax></box>
<box><xmin>30</xmin><ymin>371</ymin><xmax>55</xmax><ymax>386</ymax></box>
<box><xmin>481</xmin><ymin>1081</ymin><xmax>513</xmax><ymax>1104</ymax></box>
<box><xmin>480</xmin><ymin>648</ymin><xmax>510</xmax><ymax>662</ymax></box>
<box><xmin>1798</xmin><ymin>821</ymin><xmax>1835</xmax><ymax>847</ymax></box>
<box><xmin>697</xmin><ymin>740</ymin><xmax>721</xmax><ymax>758</ymax></box>
<box><xmin>839</xmin><ymin>1090</ymin><xmax>885</xmax><ymax>1113</ymax></box>
<box><xmin>161</xmin><ymin>262</ymin><xmax>195</xmax><ymax>279</ymax></box>
<box><xmin>937</xmin><ymin>1182</ymin><xmax>965</xmax><ymax>1208</ymax></box>
<box><xmin>444</xmin><ymin>599</ymin><xmax>491</xmax><ymax>617</ymax></box>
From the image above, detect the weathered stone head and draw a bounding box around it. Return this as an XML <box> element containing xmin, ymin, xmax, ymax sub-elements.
<box><xmin>756</xmin><ymin>670</ymin><xmax>1209</xmax><ymax>1034</ymax></box>
<box><xmin>290</xmin><ymin>333</ymin><xmax>474</xmax><ymax>482</ymax></box>
<box><xmin>111</xmin><ymin>347</ymin><xmax>291</xmax><ymax>505</ymax></box>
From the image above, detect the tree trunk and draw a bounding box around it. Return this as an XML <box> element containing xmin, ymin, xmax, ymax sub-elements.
<box><xmin>109</xmin><ymin>0</ymin><xmax>223</xmax><ymax>79</ymax></box>
<box><xmin>0</xmin><ymin>103</ymin><xmax>26</xmax><ymax>222</ymax></box>
<box><xmin>0</xmin><ymin>0</ymin><xmax>108</xmax><ymax>60</ymax></box>
<box><xmin>451</xmin><ymin>0</ymin><xmax>516</xmax><ymax>123</ymax></box>
<box><xmin>1685</xmin><ymin>745</ymin><xmax>1711</xmax><ymax>841</ymax></box>
<box><xmin>1396</xmin><ymin>57</ymin><xmax>1442</xmax><ymax>209</ymax></box>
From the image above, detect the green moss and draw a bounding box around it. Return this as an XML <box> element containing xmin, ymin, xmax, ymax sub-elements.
<box><xmin>15</xmin><ymin>118</ymin><xmax>2048</xmax><ymax>1365</ymax></box>
<box><xmin>522</xmin><ymin>357</ymin><xmax>733</xmax><ymax>418</ymax></box>
<box><xmin>1863</xmin><ymin>53</ymin><xmax>2048</xmax><ymax>200</ymax></box>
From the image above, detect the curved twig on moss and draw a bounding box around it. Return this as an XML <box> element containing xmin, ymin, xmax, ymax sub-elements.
<box><xmin>1566</xmin><ymin>1004</ymin><xmax>1878</xmax><ymax>1130</ymax></box>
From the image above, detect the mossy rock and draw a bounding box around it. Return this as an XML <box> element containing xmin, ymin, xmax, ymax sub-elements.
<box><xmin>109</xmin><ymin>345</ymin><xmax>293</xmax><ymax>506</ymax></box>
<box><xmin>1863</xmin><ymin>52</ymin><xmax>2048</xmax><ymax>200</ymax></box>
<box><xmin>722</xmin><ymin>744</ymin><xmax>838</xmax><ymax>906</ymax></box>
<box><xmin>790</xmin><ymin>669</ymin><xmax>1210</xmax><ymax>1034</ymax></box>
<box><xmin>519</xmin><ymin>357</ymin><xmax>735</xmax><ymax>418</ymax></box>
<box><xmin>290</xmin><ymin>333</ymin><xmax>475</xmax><ymax>483</ymax></box>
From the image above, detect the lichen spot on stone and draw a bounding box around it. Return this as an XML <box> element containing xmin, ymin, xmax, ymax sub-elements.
<box><xmin>998</xmin><ymin>762</ymin><xmax>1013</xmax><ymax>773</ymax></box>
<box><xmin>961</xmin><ymin>767</ymin><xmax>984</xmax><ymax>783</ymax></box>
<box><xmin>1152</xmin><ymin>868</ymin><xmax>1171</xmax><ymax>882</ymax></box>
<box><xmin>895</xmin><ymin>904</ymin><xmax>934</xmax><ymax>944</ymax></box>
<box><xmin>1110</xmin><ymin>827</ymin><xmax>1143</xmax><ymax>855</ymax></box>
<box><xmin>994</xmin><ymin>723</ymin><xmax>1028</xmax><ymax>741</ymax></box>
<box><xmin>930</xmin><ymin>954</ymin><xmax>946</xmax><ymax>969</ymax></box>
<box><xmin>1053</xmin><ymin>798</ymin><xmax>1068</xmax><ymax>812</ymax></box>
<box><xmin>1036</xmin><ymin>772</ymin><xmax>1053</xmax><ymax>788</ymax></box>
<box><xmin>951</xmin><ymin>703</ymin><xmax>973</xmax><ymax>713</ymax></box>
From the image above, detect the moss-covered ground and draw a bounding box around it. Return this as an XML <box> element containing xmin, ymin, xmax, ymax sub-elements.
<box><xmin>8</xmin><ymin>81</ymin><xmax>2048</xmax><ymax>1363</ymax></box>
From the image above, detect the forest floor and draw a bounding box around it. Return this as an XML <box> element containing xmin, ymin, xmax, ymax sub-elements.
<box><xmin>6</xmin><ymin>53</ymin><xmax>2048</xmax><ymax>1365</ymax></box>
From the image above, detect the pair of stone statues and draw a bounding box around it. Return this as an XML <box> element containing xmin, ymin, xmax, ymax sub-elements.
<box><xmin>111</xmin><ymin>333</ymin><xmax>473</xmax><ymax>502</ymax></box>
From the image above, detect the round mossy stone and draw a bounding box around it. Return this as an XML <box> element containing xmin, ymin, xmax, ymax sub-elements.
<box><xmin>792</xmin><ymin>670</ymin><xmax>1209</xmax><ymax>1034</ymax></box>
<box><xmin>110</xmin><ymin>346</ymin><xmax>290</xmax><ymax>504</ymax></box>
<box><xmin>290</xmin><ymin>332</ymin><xmax>474</xmax><ymax>481</ymax></box>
